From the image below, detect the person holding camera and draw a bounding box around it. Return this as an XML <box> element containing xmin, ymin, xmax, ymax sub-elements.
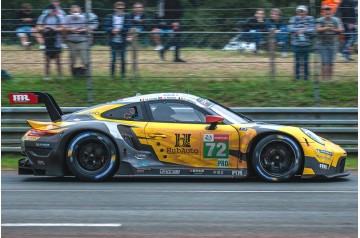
<box><xmin>36</xmin><ymin>3</ymin><xmax>65</xmax><ymax>80</ymax></box>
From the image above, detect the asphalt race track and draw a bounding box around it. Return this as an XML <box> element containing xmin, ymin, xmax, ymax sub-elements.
<box><xmin>2</xmin><ymin>171</ymin><xmax>358</xmax><ymax>238</ymax></box>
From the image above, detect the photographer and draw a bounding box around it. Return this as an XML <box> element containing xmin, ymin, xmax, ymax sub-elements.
<box><xmin>36</xmin><ymin>3</ymin><xmax>64</xmax><ymax>80</ymax></box>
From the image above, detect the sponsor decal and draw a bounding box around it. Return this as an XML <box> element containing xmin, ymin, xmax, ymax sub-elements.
<box><xmin>190</xmin><ymin>169</ymin><xmax>205</xmax><ymax>174</ymax></box>
<box><xmin>138</xmin><ymin>161</ymin><xmax>150</xmax><ymax>167</ymax></box>
<box><xmin>135</xmin><ymin>154</ymin><xmax>148</xmax><ymax>160</ymax></box>
<box><xmin>35</xmin><ymin>142</ymin><xmax>51</xmax><ymax>148</ymax></box>
<box><xmin>217</xmin><ymin>159</ymin><xmax>229</xmax><ymax>168</ymax></box>
<box><xmin>316</xmin><ymin>149</ymin><xmax>333</xmax><ymax>156</ymax></box>
<box><xmin>204</xmin><ymin>134</ymin><xmax>229</xmax><ymax>159</ymax></box>
<box><xmin>212</xmin><ymin>170</ymin><xmax>224</xmax><ymax>175</ymax></box>
<box><xmin>239</xmin><ymin>128</ymin><xmax>248</xmax><ymax>131</ymax></box>
<box><xmin>8</xmin><ymin>93</ymin><xmax>38</xmax><ymax>104</ymax></box>
<box><xmin>137</xmin><ymin>169</ymin><xmax>145</xmax><ymax>173</ymax></box>
<box><xmin>232</xmin><ymin>170</ymin><xmax>243</xmax><ymax>176</ymax></box>
<box><xmin>79</xmin><ymin>111</ymin><xmax>99</xmax><ymax>115</ymax></box>
<box><xmin>319</xmin><ymin>163</ymin><xmax>329</xmax><ymax>170</ymax></box>
<box><xmin>175</xmin><ymin>134</ymin><xmax>191</xmax><ymax>147</ymax></box>
<box><xmin>203</xmin><ymin>134</ymin><xmax>214</xmax><ymax>142</ymax></box>
<box><xmin>160</xmin><ymin>169</ymin><xmax>180</xmax><ymax>175</ymax></box>
<box><xmin>163</xmin><ymin>93</ymin><xmax>178</xmax><ymax>96</ymax></box>
<box><xmin>167</xmin><ymin>148</ymin><xmax>199</xmax><ymax>154</ymax></box>
<box><xmin>140</xmin><ymin>97</ymin><xmax>158</xmax><ymax>101</ymax></box>
<box><xmin>166</xmin><ymin>134</ymin><xmax>199</xmax><ymax>155</ymax></box>
<box><xmin>196</xmin><ymin>98</ymin><xmax>213</xmax><ymax>108</ymax></box>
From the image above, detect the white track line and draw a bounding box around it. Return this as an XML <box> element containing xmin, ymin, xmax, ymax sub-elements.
<box><xmin>2</xmin><ymin>223</ymin><xmax>122</xmax><ymax>227</ymax></box>
<box><xmin>1</xmin><ymin>189</ymin><xmax>357</xmax><ymax>193</ymax></box>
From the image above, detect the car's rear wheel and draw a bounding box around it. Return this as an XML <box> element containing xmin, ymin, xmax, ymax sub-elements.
<box><xmin>66</xmin><ymin>132</ymin><xmax>118</xmax><ymax>182</ymax></box>
<box><xmin>252</xmin><ymin>134</ymin><xmax>302</xmax><ymax>182</ymax></box>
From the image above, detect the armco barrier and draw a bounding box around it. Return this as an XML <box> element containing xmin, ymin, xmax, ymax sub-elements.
<box><xmin>1</xmin><ymin>107</ymin><xmax>357</xmax><ymax>154</ymax></box>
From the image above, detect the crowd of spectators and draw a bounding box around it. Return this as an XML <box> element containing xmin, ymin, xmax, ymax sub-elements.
<box><xmin>12</xmin><ymin>1</ymin><xmax>357</xmax><ymax>81</ymax></box>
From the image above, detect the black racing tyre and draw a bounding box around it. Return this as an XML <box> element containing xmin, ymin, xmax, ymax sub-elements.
<box><xmin>66</xmin><ymin>132</ymin><xmax>118</xmax><ymax>182</ymax></box>
<box><xmin>252</xmin><ymin>134</ymin><xmax>302</xmax><ymax>182</ymax></box>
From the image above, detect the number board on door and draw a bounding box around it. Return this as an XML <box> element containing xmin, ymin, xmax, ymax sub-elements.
<box><xmin>203</xmin><ymin>134</ymin><xmax>229</xmax><ymax>159</ymax></box>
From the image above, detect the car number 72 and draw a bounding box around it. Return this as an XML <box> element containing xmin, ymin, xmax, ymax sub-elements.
<box><xmin>204</xmin><ymin>142</ymin><xmax>229</xmax><ymax>158</ymax></box>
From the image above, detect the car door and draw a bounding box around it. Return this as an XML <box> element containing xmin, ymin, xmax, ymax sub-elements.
<box><xmin>144</xmin><ymin>100</ymin><xmax>240</xmax><ymax>169</ymax></box>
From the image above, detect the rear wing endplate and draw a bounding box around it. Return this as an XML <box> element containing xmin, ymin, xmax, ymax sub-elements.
<box><xmin>8</xmin><ymin>92</ymin><xmax>63</xmax><ymax>122</ymax></box>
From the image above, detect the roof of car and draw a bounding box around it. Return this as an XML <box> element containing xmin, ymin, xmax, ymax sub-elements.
<box><xmin>110</xmin><ymin>93</ymin><xmax>201</xmax><ymax>104</ymax></box>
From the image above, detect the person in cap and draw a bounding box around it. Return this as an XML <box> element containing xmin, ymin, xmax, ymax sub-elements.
<box><xmin>317</xmin><ymin>5</ymin><xmax>344</xmax><ymax>81</ymax></box>
<box><xmin>36</xmin><ymin>3</ymin><xmax>65</xmax><ymax>80</ymax></box>
<box><xmin>288</xmin><ymin>5</ymin><xmax>316</xmax><ymax>80</ymax></box>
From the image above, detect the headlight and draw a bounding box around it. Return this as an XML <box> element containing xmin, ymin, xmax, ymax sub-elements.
<box><xmin>301</xmin><ymin>128</ymin><xmax>324</xmax><ymax>145</ymax></box>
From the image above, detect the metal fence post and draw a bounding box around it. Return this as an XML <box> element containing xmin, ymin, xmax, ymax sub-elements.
<box><xmin>313</xmin><ymin>34</ymin><xmax>320</xmax><ymax>106</ymax></box>
<box><xmin>268</xmin><ymin>30</ymin><xmax>276</xmax><ymax>78</ymax></box>
<box><xmin>129</xmin><ymin>29</ymin><xmax>140</xmax><ymax>92</ymax></box>
<box><xmin>85</xmin><ymin>0</ymin><xmax>93</xmax><ymax>105</ymax></box>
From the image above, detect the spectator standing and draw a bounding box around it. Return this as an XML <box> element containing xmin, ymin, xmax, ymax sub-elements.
<box><xmin>42</xmin><ymin>0</ymin><xmax>66</xmax><ymax>16</ymax></box>
<box><xmin>15</xmin><ymin>3</ymin><xmax>45</xmax><ymax>49</ymax></box>
<box><xmin>288</xmin><ymin>5</ymin><xmax>316</xmax><ymax>80</ymax></box>
<box><xmin>129</xmin><ymin>2</ymin><xmax>153</xmax><ymax>33</ymax></box>
<box><xmin>127</xmin><ymin>2</ymin><xmax>153</xmax><ymax>44</ymax></box>
<box><xmin>266</xmin><ymin>8</ymin><xmax>288</xmax><ymax>57</ymax></box>
<box><xmin>37</xmin><ymin>3</ymin><xmax>65</xmax><ymax>80</ymax></box>
<box><xmin>64</xmin><ymin>5</ymin><xmax>89</xmax><ymax>76</ymax></box>
<box><xmin>154</xmin><ymin>0</ymin><xmax>186</xmax><ymax>62</ymax></box>
<box><xmin>103</xmin><ymin>2</ymin><xmax>131</xmax><ymax>78</ymax></box>
<box><xmin>42</xmin><ymin>0</ymin><xmax>68</xmax><ymax>49</ymax></box>
<box><xmin>317</xmin><ymin>5</ymin><xmax>344</xmax><ymax>81</ymax></box>
<box><xmin>336</xmin><ymin>0</ymin><xmax>357</xmax><ymax>61</ymax></box>
<box><xmin>243</xmin><ymin>8</ymin><xmax>267</xmax><ymax>52</ymax></box>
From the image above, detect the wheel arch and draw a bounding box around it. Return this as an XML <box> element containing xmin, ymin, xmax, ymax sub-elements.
<box><xmin>246</xmin><ymin>132</ymin><xmax>305</xmax><ymax>177</ymax></box>
<box><xmin>61</xmin><ymin>128</ymin><xmax>121</xmax><ymax>176</ymax></box>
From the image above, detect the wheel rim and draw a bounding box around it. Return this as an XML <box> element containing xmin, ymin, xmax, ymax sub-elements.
<box><xmin>259</xmin><ymin>140</ymin><xmax>295</xmax><ymax>177</ymax></box>
<box><xmin>76</xmin><ymin>139</ymin><xmax>110</xmax><ymax>171</ymax></box>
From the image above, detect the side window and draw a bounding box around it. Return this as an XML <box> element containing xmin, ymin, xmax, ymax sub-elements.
<box><xmin>149</xmin><ymin>101</ymin><xmax>206</xmax><ymax>123</ymax></box>
<box><xmin>102</xmin><ymin>104</ymin><xmax>144</xmax><ymax>120</ymax></box>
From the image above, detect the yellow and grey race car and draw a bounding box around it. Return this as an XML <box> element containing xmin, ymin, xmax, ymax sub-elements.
<box><xmin>9</xmin><ymin>92</ymin><xmax>349</xmax><ymax>182</ymax></box>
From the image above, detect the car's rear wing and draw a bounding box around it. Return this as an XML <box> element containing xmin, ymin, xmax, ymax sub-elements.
<box><xmin>8</xmin><ymin>92</ymin><xmax>63</xmax><ymax>122</ymax></box>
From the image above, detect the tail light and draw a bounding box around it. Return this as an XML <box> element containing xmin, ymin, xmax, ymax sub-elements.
<box><xmin>28</xmin><ymin>129</ymin><xmax>57</xmax><ymax>137</ymax></box>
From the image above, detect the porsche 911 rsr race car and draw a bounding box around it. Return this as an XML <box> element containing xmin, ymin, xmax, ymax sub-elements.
<box><xmin>9</xmin><ymin>92</ymin><xmax>349</xmax><ymax>182</ymax></box>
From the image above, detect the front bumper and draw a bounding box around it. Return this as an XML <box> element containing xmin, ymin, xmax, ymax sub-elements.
<box><xmin>302</xmin><ymin>156</ymin><xmax>350</xmax><ymax>179</ymax></box>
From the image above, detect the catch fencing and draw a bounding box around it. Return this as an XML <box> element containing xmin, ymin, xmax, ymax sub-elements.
<box><xmin>1</xmin><ymin>4</ymin><xmax>358</xmax><ymax>108</ymax></box>
<box><xmin>1</xmin><ymin>107</ymin><xmax>357</xmax><ymax>154</ymax></box>
<box><xmin>2</xmin><ymin>30</ymin><xmax>358</xmax><ymax>105</ymax></box>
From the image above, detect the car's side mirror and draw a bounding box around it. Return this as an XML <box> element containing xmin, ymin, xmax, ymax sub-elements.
<box><xmin>206</xmin><ymin>115</ymin><xmax>224</xmax><ymax>130</ymax></box>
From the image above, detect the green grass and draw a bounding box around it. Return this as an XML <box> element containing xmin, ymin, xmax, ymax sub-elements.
<box><xmin>1</xmin><ymin>45</ymin><xmax>357</xmax><ymax>107</ymax></box>
<box><xmin>1</xmin><ymin>153</ymin><xmax>357</xmax><ymax>171</ymax></box>
<box><xmin>1</xmin><ymin>76</ymin><xmax>358</xmax><ymax>107</ymax></box>
<box><xmin>1</xmin><ymin>153</ymin><xmax>19</xmax><ymax>170</ymax></box>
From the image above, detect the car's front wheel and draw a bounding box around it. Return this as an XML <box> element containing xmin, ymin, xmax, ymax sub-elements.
<box><xmin>66</xmin><ymin>132</ymin><xmax>118</xmax><ymax>182</ymax></box>
<box><xmin>252</xmin><ymin>134</ymin><xmax>302</xmax><ymax>182</ymax></box>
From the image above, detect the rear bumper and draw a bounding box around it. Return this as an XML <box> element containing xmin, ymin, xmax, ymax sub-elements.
<box><xmin>19</xmin><ymin>158</ymin><xmax>34</xmax><ymax>175</ymax></box>
<box><xmin>18</xmin><ymin>157</ymin><xmax>47</xmax><ymax>176</ymax></box>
